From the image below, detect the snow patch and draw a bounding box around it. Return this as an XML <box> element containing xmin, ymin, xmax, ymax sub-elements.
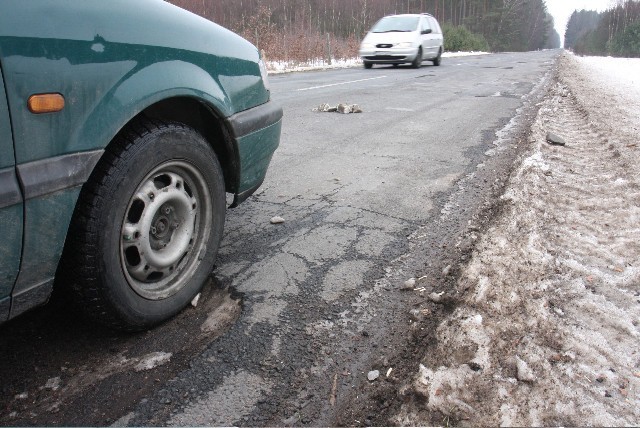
<box><xmin>395</xmin><ymin>52</ymin><xmax>640</xmax><ymax>425</ymax></box>
<box><xmin>265</xmin><ymin>51</ymin><xmax>491</xmax><ymax>74</ymax></box>
<box><xmin>134</xmin><ymin>352</ymin><xmax>172</xmax><ymax>372</ymax></box>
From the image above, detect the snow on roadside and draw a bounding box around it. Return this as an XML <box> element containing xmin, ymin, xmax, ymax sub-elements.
<box><xmin>265</xmin><ymin>51</ymin><xmax>489</xmax><ymax>74</ymax></box>
<box><xmin>394</xmin><ymin>52</ymin><xmax>640</xmax><ymax>426</ymax></box>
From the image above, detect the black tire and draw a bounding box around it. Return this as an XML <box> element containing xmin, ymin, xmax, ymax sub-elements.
<box><xmin>60</xmin><ymin>118</ymin><xmax>226</xmax><ymax>331</ymax></box>
<box><xmin>364</xmin><ymin>61</ymin><xmax>373</xmax><ymax>69</ymax></box>
<box><xmin>411</xmin><ymin>48</ymin><xmax>422</xmax><ymax>68</ymax></box>
<box><xmin>433</xmin><ymin>48</ymin><xmax>442</xmax><ymax>66</ymax></box>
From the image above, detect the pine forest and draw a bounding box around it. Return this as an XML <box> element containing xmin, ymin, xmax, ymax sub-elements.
<box><xmin>566</xmin><ymin>0</ymin><xmax>640</xmax><ymax>57</ymax></box>
<box><xmin>168</xmin><ymin>0</ymin><xmax>560</xmax><ymax>62</ymax></box>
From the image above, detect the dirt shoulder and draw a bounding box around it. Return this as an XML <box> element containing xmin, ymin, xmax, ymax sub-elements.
<box><xmin>394</xmin><ymin>52</ymin><xmax>640</xmax><ymax>425</ymax></box>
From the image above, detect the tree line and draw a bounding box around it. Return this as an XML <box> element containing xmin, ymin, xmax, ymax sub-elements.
<box><xmin>168</xmin><ymin>0</ymin><xmax>560</xmax><ymax>62</ymax></box>
<box><xmin>566</xmin><ymin>0</ymin><xmax>640</xmax><ymax>57</ymax></box>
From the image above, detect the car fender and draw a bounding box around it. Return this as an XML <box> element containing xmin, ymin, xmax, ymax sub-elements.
<box><xmin>75</xmin><ymin>60</ymin><xmax>235</xmax><ymax>158</ymax></box>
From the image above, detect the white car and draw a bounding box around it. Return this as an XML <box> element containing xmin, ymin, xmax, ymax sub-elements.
<box><xmin>359</xmin><ymin>13</ymin><xmax>444</xmax><ymax>69</ymax></box>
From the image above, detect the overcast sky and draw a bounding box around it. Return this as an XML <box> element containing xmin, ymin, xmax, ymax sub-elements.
<box><xmin>544</xmin><ymin>0</ymin><xmax>615</xmax><ymax>45</ymax></box>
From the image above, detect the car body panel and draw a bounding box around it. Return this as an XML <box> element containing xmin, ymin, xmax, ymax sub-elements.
<box><xmin>0</xmin><ymin>64</ymin><xmax>22</xmax><ymax>322</ymax></box>
<box><xmin>420</xmin><ymin>16</ymin><xmax>441</xmax><ymax>57</ymax></box>
<box><xmin>0</xmin><ymin>0</ymin><xmax>269</xmax><ymax>165</ymax></box>
<box><xmin>236</xmin><ymin>119</ymin><xmax>282</xmax><ymax>193</ymax></box>
<box><xmin>0</xmin><ymin>0</ymin><xmax>282</xmax><ymax>324</ymax></box>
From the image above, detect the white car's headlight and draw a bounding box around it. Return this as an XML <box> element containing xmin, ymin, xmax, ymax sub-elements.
<box><xmin>395</xmin><ymin>42</ymin><xmax>413</xmax><ymax>48</ymax></box>
<box><xmin>258</xmin><ymin>59</ymin><xmax>270</xmax><ymax>92</ymax></box>
<box><xmin>360</xmin><ymin>43</ymin><xmax>374</xmax><ymax>49</ymax></box>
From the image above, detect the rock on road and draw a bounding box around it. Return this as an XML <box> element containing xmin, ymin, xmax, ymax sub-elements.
<box><xmin>0</xmin><ymin>50</ymin><xmax>559</xmax><ymax>426</ymax></box>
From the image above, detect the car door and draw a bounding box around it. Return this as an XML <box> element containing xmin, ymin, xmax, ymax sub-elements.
<box><xmin>0</xmin><ymin>63</ymin><xmax>23</xmax><ymax>323</ymax></box>
<box><xmin>420</xmin><ymin>17</ymin><xmax>435</xmax><ymax>56</ymax></box>
<box><xmin>429</xmin><ymin>16</ymin><xmax>443</xmax><ymax>52</ymax></box>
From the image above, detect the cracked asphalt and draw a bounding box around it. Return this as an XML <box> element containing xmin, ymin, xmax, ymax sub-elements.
<box><xmin>0</xmin><ymin>50</ymin><xmax>560</xmax><ymax>426</ymax></box>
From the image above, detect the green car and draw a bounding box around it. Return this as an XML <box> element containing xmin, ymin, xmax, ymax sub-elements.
<box><xmin>0</xmin><ymin>0</ymin><xmax>282</xmax><ymax>330</ymax></box>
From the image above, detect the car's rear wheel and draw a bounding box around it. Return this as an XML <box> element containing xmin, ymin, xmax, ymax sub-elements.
<box><xmin>433</xmin><ymin>48</ymin><xmax>442</xmax><ymax>66</ymax></box>
<box><xmin>60</xmin><ymin>118</ymin><xmax>225</xmax><ymax>331</ymax></box>
<box><xmin>364</xmin><ymin>61</ymin><xmax>373</xmax><ymax>69</ymax></box>
<box><xmin>412</xmin><ymin>48</ymin><xmax>422</xmax><ymax>68</ymax></box>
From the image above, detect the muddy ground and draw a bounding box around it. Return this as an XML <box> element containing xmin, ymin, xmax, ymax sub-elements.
<box><xmin>388</xmin><ymin>53</ymin><xmax>640</xmax><ymax>426</ymax></box>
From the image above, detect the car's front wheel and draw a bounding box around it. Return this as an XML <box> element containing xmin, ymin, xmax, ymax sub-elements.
<box><xmin>60</xmin><ymin>119</ymin><xmax>226</xmax><ymax>331</ymax></box>
<box><xmin>364</xmin><ymin>61</ymin><xmax>373</xmax><ymax>69</ymax></box>
<box><xmin>433</xmin><ymin>48</ymin><xmax>442</xmax><ymax>66</ymax></box>
<box><xmin>411</xmin><ymin>48</ymin><xmax>423</xmax><ymax>68</ymax></box>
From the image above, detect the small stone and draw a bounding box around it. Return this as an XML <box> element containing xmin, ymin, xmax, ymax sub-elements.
<box><xmin>515</xmin><ymin>356</ymin><xmax>536</xmax><ymax>382</ymax></box>
<box><xmin>401</xmin><ymin>278</ymin><xmax>416</xmax><ymax>290</ymax></box>
<box><xmin>44</xmin><ymin>377</ymin><xmax>62</xmax><ymax>391</ymax></box>
<box><xmin>351</xmin><ymin>104</ymin><xmax>363</xmax><ymax>113</ymax></box>
<box><xmin>428</xmin><ymin>292</ymin><xmax>444</xmax><ymax>303</ymax></box>
<box><xmin>604</xmin><ymin>391</ymin><xmax>612</xmax><ymax>398</ymax></box>
<box><xmin>596</xmin><ymin>375</ymin><xmax>606</xmax><ymax>383</ymax></box>
<box><xmin>549</xmin><ymin>353</ymin><xmax>572</xmax><ymax>363</ymax></box>
<box><xmin>283</xmin><ymin>415</ymin><xmax>299</xmax><ymax>426</ymax></box>
<box><xmin>270</xmin><ymin>216</ymin><xmax>285</xmax><ymax>224</ymax></box>
<box><xmin>190</xmin><ymin>293</ymin><xmax>201</xmax><ymax>308</ymax></box>
<box><xmin>468</xmin><ymin>362</ymin><xmax>482</xmax><ymax>372</ymax></box>
<box><xmin>367</xmin><ymin>370</ymin><xmax>380</xmax><ymax>381</ymax></box>
<box><xmin>546</xmin><ymin>132</ymin><xmax>566</xmax><ymax>146</ymax></box>
<box><xmin>15</xmin><ymin>392</ymin><xmax>28</xmax><ymax>400</ymax></box>
<box><xmin>442</xmin><ymin>265</ymin><xmax>452</xmax><ymax>277</ymax></box>
<box><xmin>409</xmin><ymin>309</ymin><xmax>422</xmax><ymax>321</ymax></box>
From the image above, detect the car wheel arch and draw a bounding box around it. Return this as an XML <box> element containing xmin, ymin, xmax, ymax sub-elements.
<box><xmin>141</xmin><ymin>97</ymin><xmax>240</xmax><ymax>195</ymax></box>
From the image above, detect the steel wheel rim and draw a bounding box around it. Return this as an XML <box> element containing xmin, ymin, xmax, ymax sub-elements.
<box><xmin>120</xmin><ymin>160</ymin><xmax>212</xmax><ymax>300</ymax></box>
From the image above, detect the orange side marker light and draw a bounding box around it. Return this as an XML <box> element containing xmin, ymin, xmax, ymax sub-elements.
<box><xmin>28</xmin><ymin>93</ymin><xmax>65</xmax><ymax>114</ymax></box>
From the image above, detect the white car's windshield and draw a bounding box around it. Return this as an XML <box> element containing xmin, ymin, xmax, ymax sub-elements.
<box><xmin>371</xmin><ymin>16</ymin><xmax>419</xmax><ymax>33</ymax></box>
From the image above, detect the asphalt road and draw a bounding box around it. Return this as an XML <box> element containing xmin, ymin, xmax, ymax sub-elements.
<box><xmin>0</xmin><ymin>50</ymin><xmax>560</xmax><ymax>426</ymax></box>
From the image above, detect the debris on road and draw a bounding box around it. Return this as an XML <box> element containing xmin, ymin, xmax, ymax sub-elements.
<box><xmin>270</xmin><ymin>216</ymin><xmax>286</xmax><ymax>224</ymax></box>
<box><xmin>409</xmin><ymin>309</ymin><xmax>422</xmax><ymax>321</ymax></box>
<box><xmin>313</xmin><ymin>103</ymin><xmax>362</xmax><ymax>113</ymax></box>
<box><xmin>368</xmin><ymin>370</ymin><xmax>380</xmax><ymax>381</ymax></box>
<box><xmin>428</xmin><ymin>292</ymin><xmax>444</xmax><ymax>303</ymax></box>
<box><xmin>401</xmin><ymin>278</ymin><xmax>416</xmax><ymax>291</ymax></box>
<box><xmin>442</xmin><ymin>264</ymin><xmax>452</xmax><ymax>277</ymax></box>
<box><xmin>190</xmin><ymin>293</ymin><xmax>201</xmax><ymax>308</ymax></box>
<box><xmin>43</xmin><ymin>377</ymin><xmax>61</xmax><ymax>391</ymax></box>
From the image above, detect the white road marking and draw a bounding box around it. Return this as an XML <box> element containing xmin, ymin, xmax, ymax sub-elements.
<box><xmin>297</xmin><ymin>76</ymin><xmax>387</xmax><ymax>91</ymax></box>
<box><xmin>386</xmin><ymin>107</ymin><xmax>415</xmax><ymax>112</ymax></box>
